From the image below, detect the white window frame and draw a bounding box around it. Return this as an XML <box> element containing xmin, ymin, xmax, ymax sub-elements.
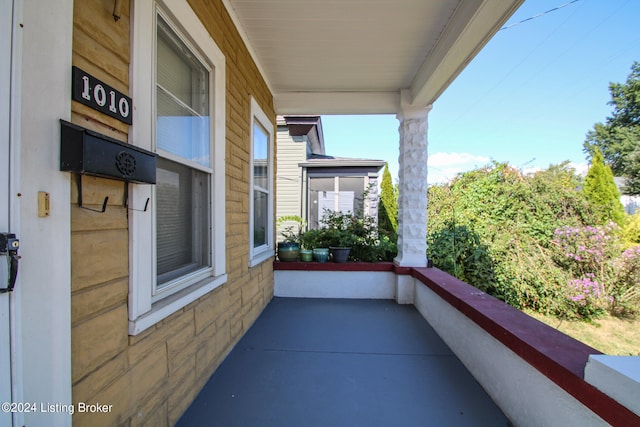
<box><xmin>129</xmin><ymin>0</ymin><xmax>226</xmax><ymax>335</ymax></box>
<box><xmin>248</xmin><ymin>97</ymin><xmax>274</xmax><ymax>266</ymax></box>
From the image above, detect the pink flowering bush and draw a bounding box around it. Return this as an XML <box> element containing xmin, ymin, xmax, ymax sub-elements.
<box><xmin>565</xmin><ymin>274</ymin><xmax>609</xmax><ymax>318</ymax></box>
<box><xmin>552</xmin><ymin>223</ymin><xmax>622</xmax><ymax>319</ymax></box>
<box><xmin>552</xmin><ymin>222</ymin><xmax>619</xmax><ymax>277</ymax></box>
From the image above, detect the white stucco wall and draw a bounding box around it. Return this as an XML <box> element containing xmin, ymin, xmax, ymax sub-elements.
<box><xmin>274</xmin><ymin>270</ymin><xmax>395</xmax><ymax>299</ymax></box>
<box><xmin>585</xmin><ymin>355</ymin><xmax>640</xmax><ymax>417</ymax></box>
<box><xmin>413</xmin><ymin>283</ymin><xmax>608</xmax><ymax>427</ymax></box>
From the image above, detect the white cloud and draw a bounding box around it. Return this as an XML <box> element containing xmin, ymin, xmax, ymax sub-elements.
<box><xmin>569</xmin><ymin>162</ymin><xmax>589</xmax><ymax>176</ymax></box>
<box><xmin>428</xmin><ymin>152</ymin><xmax>490</xmax><ymax>167</ymax></box>
<box><xmin>427</xmin><ymin>152</ymin><xmax>490</xmax><ymax>183</ymax></box>
<box><xmin>521</xmin><ymin>166</ymin><xmax>543</xmax><ymax>176</ymax></box>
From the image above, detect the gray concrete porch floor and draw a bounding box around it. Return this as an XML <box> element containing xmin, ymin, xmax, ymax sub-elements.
<box><xmin>176</xmin><ymin>297</ymin><xmax>511</xmax><ymax>427</ymax></box>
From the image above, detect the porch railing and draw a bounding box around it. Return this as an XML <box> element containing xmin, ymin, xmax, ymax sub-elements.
<box><xmin>274</xmin><ymin>261</ymin><xmax>640</xmax><ymax>426</ymax></box>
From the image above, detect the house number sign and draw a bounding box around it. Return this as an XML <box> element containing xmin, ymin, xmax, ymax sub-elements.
<box><xmin>72</xmin><ymin>66</ymin><xmax>133</xmax><ymax>125</ymax></box>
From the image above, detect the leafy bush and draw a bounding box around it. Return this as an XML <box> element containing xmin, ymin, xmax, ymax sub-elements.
<box><xmin>427</xmin><ymin>162</ymin><xmax>606</xmax><ymax>319</ymax></box>
<box><xmin>612</xmin><ymin>246</ymin><xmax>640</xmax><ymax>314</ymax></box>
<box><xmin>277</xmin><ymin>215</ymin><xmax>306</xmax><ymax>244</ymax></box>
<box><xmin>489</xmin><ymin>234</ymin><xmax>570</xmax><ymax>315</ymax></box>
<box><xmin>426</xmin><ymin>162</ymin><xmax>640</xmax><ymax>320</ymax></box>
<box><xmin>551</xmin><ymin>223</ymin><xmax>620</xmax><ymax>279</ymax></box>
<box><xmin>427</xmin><ymin>222</ymin><xmax>495</xmax><ymax>293</ymax></box>
<box><xmin>300</xmin><ymin>228</ymin><xmax>331</xmax><ymax>250</ymax></box>
<box><xmin>549</xmin><ymin>223</ymin><xmax>622</xmax><ymax>319</ymax></box>
<box><xmin>301</xmin><ymin>209</ymin><xmax>397</xmax><ymax>262</ymax></box>
<box><xmin>622</xmin><ymin>212</ymin><xmax>640</xmax><ymax>245</ymax></box>
<box><xmin>565</xmin><ymin>275</ymin><xmax>609</xmax><ymax>319</ymax></box>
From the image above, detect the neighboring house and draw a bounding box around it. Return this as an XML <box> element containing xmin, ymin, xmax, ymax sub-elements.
<box><xmin>276</xmin><ymin>116</ymin><xmax>384</xmax><ymax>233</ymax></box>
<box><xmin>0</xmin><ymin>1</ymin><xmax>525</xmax><ymax>426</ymax></box>
<box><xmin>615</xmin><ymin>177</ymin><xmax>640</xmax><ymax>214</ymax></box>
<box><xmin>621</xmin><ymin>194</ymin><xmax>640</xmax><ymax>215</ymax></box>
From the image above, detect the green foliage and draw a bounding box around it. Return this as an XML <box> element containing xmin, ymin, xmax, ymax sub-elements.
<box><xmin>582</xmin><ymin>148</ymin><xmax>626</xmax><ymax>226</ymax></box>
<box><xmin>622</xmin><ymin>212</ymin><xmax>640</xmax><ymax>245</ymax></box>
<box><xmin>551</xmin><ymin>223</ymin><xmax>620</xmax><ymax>280</ymax></box>
<box><xmin>429</xmin><ymin>162</ymin><xmax>594</xmax><ymax>244</ymax></box>
<box><xmin>276</xmin><ymin>215</ymin><xmax>306</xmax><ymax>244</ymax></box>
<box><xmin>489</xmin><ymin>234</ymin><xmax>570</xmax><ymax>316</ymax></box>
<box><xmin>427</xmin><ymin>223</ymin><xmax>495</xmax><ymax>293</ymax></box>
<box><xmin>550</xmin><ymin>223</ymin><xmax>621</xmax><ymax>319</ymax></box>
<box><xmin>427</xmin><ymin>162</ymin><xmax>610</xmax><ymax>319</ymax></box>
<box><xmin>565</xmin><ymin>275</ymin><xmax>610</xmax><ymax>319</ymax></box>
<box><xmin>612</xmin><ymin>246</ymin><xmax>640</xmax><ymax>314</ymax></box>
<box><xmin>584</xmin><ymin>61</ymin><xmax>640</xmax><ymax>195</ymax></box>
<box><xmin>427</xmin><ymin>162</ymin><xmax>640</xmax><ymax>321</ymax></box>
<box><xmin>301</xmin><ymin>209</ymin><xmax>397</xmax><ymax>262</ymax></box>
<box><xmin>300</xmin><ymin>229</ymin><xmax>329</xmax><ymax>249</ymax></box>
<box><xmin>378</xmin><ymin>163</ymin><xmax>398</xmax><ymax>238</ymax></box>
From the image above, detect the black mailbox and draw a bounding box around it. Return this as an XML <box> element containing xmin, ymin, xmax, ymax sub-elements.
<box><xmin>60</xmin><ymin>120</ymin><xmax>156</xmax><ymax>184</ymax></box>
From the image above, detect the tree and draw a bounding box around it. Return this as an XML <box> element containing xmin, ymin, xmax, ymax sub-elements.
<box><xmin>582</xmin><ymin>148</ymin><xmax>626</xmax><ymax>226</ymax></box>
<box><xmin>584</xmin><ymin>61</ymin><xmax>640</xmax><ymax>195</ymax></box>
<box><xmin>378</xmin><ymin>163</ymin><xmax>398</xmax><ymax>238</ymax></box>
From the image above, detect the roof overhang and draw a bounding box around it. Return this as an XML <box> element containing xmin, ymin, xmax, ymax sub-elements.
<box><xmin>300</xmin><ymin>158</ymin><xmax>386</xmax><ymax>170</ymax></box>
<box><xmin>223</xmin><ymin>0</ymin><xmax>523</xmax><ymax>114</ymax></box>
<box><xmin>280</xmin><ymin>115</ymin><xmax>325</xmax><ymax>154</ymax></box>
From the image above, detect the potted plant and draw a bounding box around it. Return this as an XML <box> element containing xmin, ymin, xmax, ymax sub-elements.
<box><xmin>314</xmin><ymin>210</ymin><xmax>358</xmax><ymax>263</ymax></box>
<box><xmin>312</xmin><ymin>248</ymin><xmax>330</xmax><ymax>263</ymax></box>
<box><xmin>300</xmin><ymin>228</ymin><xmax>329</xmax><ymax>262</ymax></box>
<box><xmin>326</xmin><ymin>229</ymin><xmax>356</xmax><ymax>263</ymax></box>
<box><xmin>299</xmin><ymin>248</ymin><xmax>313</xmax><ymax>262</ymax></box>
<box><xmin>276</xmin><ymin>215</ymin><xmax>305</xmax><ymax>262</ymax></box>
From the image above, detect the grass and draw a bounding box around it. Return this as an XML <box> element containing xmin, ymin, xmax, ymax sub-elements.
<box><xmin>525</xmin><ymin>311</ymin><xmax>640</xmax><ymax>356</ymax></box>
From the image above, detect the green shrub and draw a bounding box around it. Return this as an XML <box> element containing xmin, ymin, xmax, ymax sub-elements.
<box><xmin>302</xmin><ymin>209</ymin><xmax>397</xmax><ymax>262</ymax></box>
<box><xmin>300</xmin><ymin>228</ymin><xmax>330</xmax><ymax>250</ymax></box>
<box><xmin>276</xmin><ymin>215</ymin><xmax>306</xmax><ymax>244</ymax></box>
<box><xmin>622</xmin><ymin>213</ymin><xmax>640</xmax><ymax>245</ymax></box>
<box><xmin>548</xmin><ymin>223</ymin><xmax>623</xmax><ymax>319</ymax></box>
<box><xmin>582</xmin><ymin>148</ymin><xmax>626</xmax><ymax>226</ymax></box>
<box><xmin>427</xmin><ymin>162</ymin><xmax>607</xmax><ymax>319</ymax></box>
<box><xmin>378</xmin><ymin>163</ymin><xmax>398</xmax><ymax>239</ymax></box>
<box><xmin>427</xmin><ymin>222</ymin><xmax>495</xmax><ymax>293</ymax></box>
<box><xmin>564</xmin><ymin>275</ymin><xmax>609</xmax><ymax>319</ymax></box>
<box><xmin>489</xmin><ymin>233</ymin><xmax>570</xmax><ymax>315</ymax></box>
<box><xmin>612</xmin><ymin>246</ymin><xmax>640</xmax><ymax>314</ymax></box>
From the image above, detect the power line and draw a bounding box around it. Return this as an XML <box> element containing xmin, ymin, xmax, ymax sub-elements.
<box><xmin>436</xmin><ymin>5</ymin><xmax>577</xmax><ymax>130</ymax></box>
<box><xmin>500</xmin><ymin>0</ymin><xmax>581</xmax><ymax>31</ymax></box>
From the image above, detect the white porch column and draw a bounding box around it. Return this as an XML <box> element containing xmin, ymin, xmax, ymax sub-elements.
<box><xmin>394</xmin><ymin>91</ymin><xmax>431</xmax><ymax>267</ymax></box>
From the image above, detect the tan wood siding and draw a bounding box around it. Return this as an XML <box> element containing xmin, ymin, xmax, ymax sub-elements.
<box><xmin>70</xmin><ymin>0</ymin><xmax>275</xmax><ymax>425</ymax></box>
<box><xmin>275</xmin><ymin>127</ymin><xmax>306</xmax><ymax>235</ymax></box>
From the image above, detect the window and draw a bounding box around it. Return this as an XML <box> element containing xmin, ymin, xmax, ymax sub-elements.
<box><xmin>249</xmin><ymin>97</ymin><xmax>274</xmax><ymax>266</ymax></box>
<box><xmin>155</xmin><ymin>15</ymin><xmax>211</xmax><ymax>291</ymax></box>
<box><xmin>129</xmin><ymin>0</ymin><xmax>226</xmax><ymax>335</ymax></box>
<box><xmin>308</xmin><ymin>176</ymin><xmax>366</xmax><ymax>229</ymax></box>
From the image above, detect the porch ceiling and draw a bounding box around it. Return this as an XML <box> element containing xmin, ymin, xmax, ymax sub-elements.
<box><xmin>223</xmin><ymin>0</ymin><xmax>523</xmax><ymax>114</ymax></box>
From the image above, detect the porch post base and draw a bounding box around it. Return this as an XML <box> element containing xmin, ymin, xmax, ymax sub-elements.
<box><xmin>394</xmin><ymin>273</ymin><xmax>416</xmax><ymax>304</ymax></box>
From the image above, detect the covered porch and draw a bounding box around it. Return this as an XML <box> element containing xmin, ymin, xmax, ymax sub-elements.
<box><xmin>178</xmin><ymin>263</ymin><xmax>640</xmax><ymax>426</ymax></box>
<box><xmin>177</xmin><ymin>297</ymin><xmax>508</xmax><ymax>426</ymax></box>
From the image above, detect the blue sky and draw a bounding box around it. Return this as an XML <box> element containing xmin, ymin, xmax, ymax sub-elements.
<box><xmin>320</xmin><ymin>0</ymin><xmax>640</xmax><ymax>184</ymax></box>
